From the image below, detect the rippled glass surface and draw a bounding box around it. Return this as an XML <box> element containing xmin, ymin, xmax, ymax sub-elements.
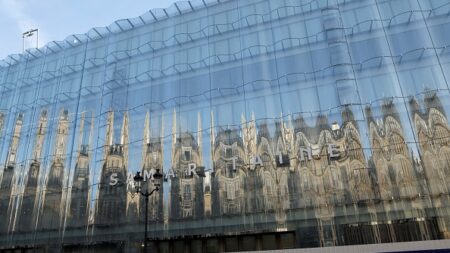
<box><xmin>0</xmin><ymin>0</ymin><xmax>450</xmax><ymax>252</ymax></box>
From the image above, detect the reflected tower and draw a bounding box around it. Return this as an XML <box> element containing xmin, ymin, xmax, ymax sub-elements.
<box><xmin>0</xmin><ymin>113</ymin><xmax>24</xmax><ymax>234</ymax></box>
<box><xmin>271</xmin><ymin>116</ymin><xmax>295</xmax><ymax>230</ymax></box>
<box><xmin>367</xmin><ymin>100</ymin><xmax>432</xmax><ymax>242</ymax></box>
<box><xmin>67</xmin><ymin>112</ymin><xmax>93</xmax><ymax>228</ymax></box>
<box><xmin>410</xmin><ymin>92</ymin><xmax>450</xmax><ymax>239</ymax></box>
<box><xmin>328</xmin><ymin>108</ymin><xmax>378</xmax><ymax>245</ymax></box>
<box><xmin>241</xmin><ymin>113</ymin><xmax>262</xmax><ymax>215</ymax></box>
<box><xmin>169</xmin><ymin>111</ymin><xmax>204</xmax><ymax>220</ymax></box>
<box><xmin>95</xmin><ymin>111</ymin><xmax>128</xmax><ymax>227</ymax></box>
<box><xmin>210</xmin><ymin>125</ymin><xmax>246</xmax><ymax>217</ymax></box>
<box><xmin>289</xmin><ymin>110</ymin><xmax>372</xmax><ymax>247</ymax></box>
<box><xmin>17</xmin><ymin>110</ymin><xmax>48</xmax><ymax>232</ymax></box>
<box><xmin>137</xmin><ymin>111</ymin><xmax>164</xmax><ymax>223</ymax></box>
<box><xmin>40</xmin><ymin>109</ymin><xmax>70</xmax><ymax>231</ymax></box>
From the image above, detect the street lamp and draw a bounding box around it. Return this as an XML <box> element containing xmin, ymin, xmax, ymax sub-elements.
<box><xmin>22</xmin><ymin>29</ymin><xmax>39</xmax><ymax>52</ymax></box>
<box><xmin>133</xmin><ymin>169</ymin><xmax>163</xmax><ymax>253</ymax></box>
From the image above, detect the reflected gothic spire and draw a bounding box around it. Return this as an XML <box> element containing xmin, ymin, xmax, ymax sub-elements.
<box><xmin>409</xmin><ymin>93</ymin><xmax>450</xmax><ymax>239</ymax></box>
<box><xmin>0</xmin><ymin>113</ymin><xmax>24</xmax><ymax>234</ymax></box>
<box><xmin>95</xmin><ymin>110</ymin><xmax>128</xmax><ymax>227</ymax></box>
<box><xmin>40</xmin><ymin>109</ymin><xmax>70</xmax><ymax>231</ymax></box>
<box><xmin>104</xmin><ymin>111</ymin><xmax>114</xmax><ymax>161</ymax></box>
<box><xmin>68</xmin><ymin>112</ymin><xmax>92</xmax><ymax>228</ymax></box>
<box><xmin>17</xmin><ymin>110</ymin><xmax>48</xmax><ymax>232</ymax></box>
<box><xmin>121</xmin><ymin>112</ymin><xmax>129</xmax><ymax>166</ymax></box>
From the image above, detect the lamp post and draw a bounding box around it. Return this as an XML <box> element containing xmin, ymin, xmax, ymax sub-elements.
<box><xmin>22</xmin><ymin>29</ymin><xmax>39</xmax><ymax>52</ymax></box>
<box><xmin>133</xmin><ymin>169</ymin><xmax>163</xmax><ymax>253</ymax></box>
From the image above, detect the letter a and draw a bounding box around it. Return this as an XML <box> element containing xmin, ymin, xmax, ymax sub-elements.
<box><xmin>250</xmin><ymin>155</ymin><xmax>263</xmax><ymax>170</ymax></box>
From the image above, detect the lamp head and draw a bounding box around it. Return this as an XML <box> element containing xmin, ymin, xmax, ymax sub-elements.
<box><xmin>133</xmin><ymin>171</ymin><xmax>143</xmax><ymax>192</ymax></box>
<box><xmin>134</xmin><ymin>171</ymin><xmax>144</xmax><ymax>182</ymax></box>
<box><xmin>153</xmin><ymin>169</ymin><xmax>163</xmax><ymax>180</ymax></box>
<box><xmin>152</xmin><ymin>169</ymin><xmax>163</xmax><ymax>188</ymax></box>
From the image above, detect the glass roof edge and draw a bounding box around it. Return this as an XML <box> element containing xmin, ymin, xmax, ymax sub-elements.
<box><xmin>0</xmin><ymin>0</ymin><xmax>229</xmax><ymax>67</ymax></box>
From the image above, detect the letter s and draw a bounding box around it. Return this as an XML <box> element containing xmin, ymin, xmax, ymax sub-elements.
<box><xmin>110</xmin><ymin>173</ymin><xmax>118</xmax><ymax>186</ymax></box>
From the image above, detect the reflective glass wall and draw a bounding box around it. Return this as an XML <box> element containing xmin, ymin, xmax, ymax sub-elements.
<box><xmin>0</xmin><ymin>0</ymin><xmax>449</xmax><ymax>252</ymax></box>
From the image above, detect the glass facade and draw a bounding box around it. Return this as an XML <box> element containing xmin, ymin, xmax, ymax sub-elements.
<box><xmin>0</xmin><ymin>0</ymin><xmax>449</xmax><ymax>252</ymax></box>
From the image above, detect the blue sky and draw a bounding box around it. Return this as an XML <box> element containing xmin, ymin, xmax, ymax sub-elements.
<box><xmin>0</xmin><ymin>0</ymin><xmax>178</xmax><ymax>60</ymax></box>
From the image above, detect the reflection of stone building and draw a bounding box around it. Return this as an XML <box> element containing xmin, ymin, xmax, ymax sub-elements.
<box><xmin>204</xmin><ymin>185</ymin><xmax>211</xmax><ymax>217</ymax></box>
<box><xmin>67</xmin><ymin>113</ymin><xmax>92</xmax><ymax>228</ymax></box>
<box><xmin>125</xmin><ymin>112</ymin><xmax>165</xmax><ymax>223</ymax></box>
<box><xmin>68</xmin><ymin>146</ymin><xmax>90</xmax><ymax>228</ymax></box>
<box><xmin>271</xmin><ymin>118</ymin><xmax>294</xmax><ymax>230</ymax></box>
<box><xmin>95</xmin><ymin>112</ymin><xmax>128</xmax><ymax>226</ymax></box>
<box><xmin>211</xmin><ymin>127</ymin><xmax>245</xmax><ymax>217</ymax></box>
<box><xmin>367</xmin><ymin>100</ymin><xmax>435</xmax><ymax>242</ymax></box>
<box><xmin>240</xmin><ymin>114</ymin><xmax>261</xmax><ymax>216</ymax></box>
<box><xmin>140</xmin><ymin>112</ymin><xmax>164</xmax><ymax>222</ymax></box>
<box><xmin>410</xmin><ymin>93</ymin><xmax>450</xmax><ymax>239</ymax></box>
<box><xmin>328</xmin><ymin>109</ymin><xmax>378</xmax><ymax>245</ymax></box>
<box><xmin>245</xmin><ymin>117</ymin><xmax>289</xmax><ymax>229</ymax></box>
<box><xmin>169</xmin><ymin>111</ymin><xmax>204</xmax><ymax>220</ymax></box>
<box><xmin>40</xmin><ymin>109</ymin><xmax>70</xmax><ymax>231</ymax></box>
<box><xmin>289</xmin><ymin>108</ymin><xmax>376</xmax><ymax>246</ymax></box>
<box><xmin>210</xmin><ymin>109</ymin><xmax>375</xmax><ymax>239</ymax></box>
<box><xmin>0</xmin><ymin>100</ymin><xmax>448</xmax><ymax>250</ymax></box>
<box><xmin>0</xmin><ymin>113</ymin><xmax>23</xmax><ymax>234</ymax></box>
<box><xmin>17</xmin><ymin>110</ymin><xmax>47</xmax><ymax>232</ymax></box>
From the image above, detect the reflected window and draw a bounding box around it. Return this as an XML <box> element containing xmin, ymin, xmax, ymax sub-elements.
<box><xmin>226</xmin><ymin>163</ymin><xmax>235</xmax><ymax>178</ymax></box>
<box><xmin>226</xmin><ymin>147</ymin><xmax>233</xmax><ymax>158</ymax></box>
<box><xmin>226</xmin><ymin>182</ymin><xmax>236</xmax><ymax>200</ymax></box>
<box><xmin>9</xmin><ymin>153</ymin><xmax>15</xmax><ymax>163</ymax></box>
<box><xmin>182</xmin><ymin>147</ymin><xmax>192</xmax><ymax>161</ymax></box>
<box><xmin>184</xmin><ymin>184</ymin><xmax>192</xmax><ymax>201</ymax></box>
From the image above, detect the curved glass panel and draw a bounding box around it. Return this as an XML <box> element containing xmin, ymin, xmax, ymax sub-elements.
<box><xmin>0</xmin><ymin>0</ymin><xmax>449</xmax><ymax>252</ymax></box>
